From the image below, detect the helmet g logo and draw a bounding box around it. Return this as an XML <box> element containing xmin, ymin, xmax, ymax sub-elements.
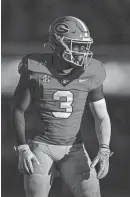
<box><xmin>54</xmin><ymin>23</ymin><xmax>69</xmax><ymax>34</ymax></box>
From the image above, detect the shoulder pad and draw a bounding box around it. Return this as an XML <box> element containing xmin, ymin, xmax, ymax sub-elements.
<box><xmin>83</xmin><ymin>58</ymin><xmax>106</xmax><ymax>91</ymax></box>
<box><xmin>18</xmin><ymin>53</ymin><xmax>54</xmax><ymax>75</ymax></box>
<box><xmin>28</xmin><ymin>53</ymin><xmax>53</xmax><ymax>74</ymax></box>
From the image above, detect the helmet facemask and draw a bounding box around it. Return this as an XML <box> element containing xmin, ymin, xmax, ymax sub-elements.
<box><xmin>54</xmin><ymin>34</ymin><xmax>93</xmax><ymax>69</ymax></box>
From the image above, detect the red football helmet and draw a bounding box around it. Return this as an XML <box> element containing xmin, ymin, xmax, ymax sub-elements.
<box><xmin>48</xmin><ymin>16</ymin><xmax>93</xmax><ymax>69</ymax></box>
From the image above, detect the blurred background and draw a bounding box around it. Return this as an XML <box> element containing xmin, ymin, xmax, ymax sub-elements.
<box><xmin>1</xmin><ymin>0</ymin><xmax>130</xmax><ymax>197</ymax></box>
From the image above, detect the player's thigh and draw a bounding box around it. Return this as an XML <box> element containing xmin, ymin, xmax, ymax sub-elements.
<box><xmin>79</xmin><ymin>146</ymin><xmax>101</xmax><ymax>197</ymax></box>
<box><xmin>24</xmin><ymin>144</ymin><xmax>55</xmax><ymax>197</ymax></box>
<box><xmin>58</xmin><ymin>144</ymin><xmax>101</xmax><ymax>197</ymax></box>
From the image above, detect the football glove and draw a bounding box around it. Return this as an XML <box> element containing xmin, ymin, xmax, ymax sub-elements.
<box><xmin>16</xmin><ymin>144</ymin><xmax>39</xmax><ymax>175</ymax></box>
<box><xmin>90</xmin><ymin>145</ymin><xmax>113</xmax><ymax>179</ymax></box>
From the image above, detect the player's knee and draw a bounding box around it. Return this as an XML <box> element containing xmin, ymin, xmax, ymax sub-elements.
<box><xmin>24</xmin><ymin>174</ymin><xmax>51</xmax><ymax>197</ymax></box>
<box><xmin>72</xmin><ymin>169</ymin><xmax>100</xmax><ymax>197</ymax></box>
<box><xmin>73</xmin><ymin>185</ymin><xmax>101</xmax><ymax>197</ymax></box>
<box><xmin>80</xmin><ymin>190</ymin><xmax>101</xmax><ymax>197</ymax></box>
<box><xmin>24</xmin><ymin>174</ymin><xmax>43</xmax><ymax>192</ymax></box>
<box><xmin>81</xmin><ymin>177</ymin><xmax>101</xmax><ymax>197</ymax></box>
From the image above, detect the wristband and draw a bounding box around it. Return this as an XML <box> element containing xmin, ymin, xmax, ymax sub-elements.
<box><xmin>100</xmin><ymin>144</ymin><xmax>114</xmax><ymax>157</ymax></box>
<box><xmin>100</xmin><ymin>144</ymin><xmax>110</xmax><ymax>149</ymax></box>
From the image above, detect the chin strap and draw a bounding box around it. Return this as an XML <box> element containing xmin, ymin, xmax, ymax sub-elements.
<box><xmin>44</xmin><ymin>42</ymin><xmax>54</xmax><ymax>50</ymax></box>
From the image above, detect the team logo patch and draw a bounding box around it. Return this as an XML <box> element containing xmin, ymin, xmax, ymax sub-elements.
<box><xmin>62</xmin><ymin>79</ymin><xmax>69</xmax><ymax>84</ymax></box>
<box><xmin>54</xmin><ymin>23</ymin><xmax>69</xmax><ymax>34</ymax></box>
<box><xmin>41</xmin><ymin>75</ymin><xmax>51</xmax><ymax>83</ymax></box>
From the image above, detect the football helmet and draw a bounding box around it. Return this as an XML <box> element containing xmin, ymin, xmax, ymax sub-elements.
<box><xmin>48</xmin><ymin>16</ymin><xmax>93</xmax><ymax>69</ymax></box>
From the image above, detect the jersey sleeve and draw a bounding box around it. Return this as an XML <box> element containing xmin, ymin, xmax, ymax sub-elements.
<box><xmin>88</xmin><ymin>84</ymin><xmax>104</xmax><ymax>102</ymax></box>
<box><xmin>16</xmin><ymin>55</ymin><xmax>30</xmax><ymax>101</ymax></box>
<box><xmin>89</xmin><ymin>62</ymin><xmax>106</xmax><ymax>91</ymax></box>
<box><xmin>18</xmin><ymin>55</ymin><xmax>30</xmax><ymax>75</ymax></box>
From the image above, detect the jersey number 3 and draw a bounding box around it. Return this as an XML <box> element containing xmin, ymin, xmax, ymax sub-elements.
<box><xmin>52</xmin><ymin>91</ymin><xmax>73</xmax><ymax>118</ymax></box>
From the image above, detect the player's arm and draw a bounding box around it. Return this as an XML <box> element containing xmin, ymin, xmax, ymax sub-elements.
<box><xmin>88</xmin><ymin>85</ymin><xmax>111</xmax><ymax>147</ymax></box>
<box><xmin>88</xmin><ymin>85</ymin><xmax>113</xmax><ymax>179</ymax></box>
<box><xmin>12</xmin><ymin>73</ymin><xmax>31</xmax><ymax>145</ymax></box>
<box><xmin>12</xmin><ymin>61</ymin><xmax>39</xmax><ymax>175</ymax></box>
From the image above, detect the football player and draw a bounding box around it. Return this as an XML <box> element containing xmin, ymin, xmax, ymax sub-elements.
<box><xmin>13</xmin><ymin>16</ymin><xmax>113</xmax><ymax>197</ymax></box>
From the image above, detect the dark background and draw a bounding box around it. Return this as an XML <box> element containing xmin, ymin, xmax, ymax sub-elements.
<box><xmin>1</xmin><ymin>0</ymin><xmax>130</xmax><ymax>197</ymax></box>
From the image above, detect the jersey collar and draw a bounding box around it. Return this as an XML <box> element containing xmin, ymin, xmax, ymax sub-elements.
<box><xmin>47</xmin><ymin>65</ymin><xmax>84</xmax><ymax>86</ymax></box>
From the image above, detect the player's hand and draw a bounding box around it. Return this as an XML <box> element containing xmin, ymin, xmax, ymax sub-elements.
<box><xmin>17</xmin><ymin>144</ymin><xmax>40</xmax><ymax>175</ymax></box>
<box><xmin>90</xmin><ymin>145</ymin><xmax>113</xmax><ymax>179</ymax></box>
